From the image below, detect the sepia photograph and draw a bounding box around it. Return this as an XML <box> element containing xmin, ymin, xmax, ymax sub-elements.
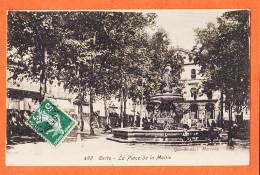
<box><xmin>6</xmin><ymin>9</ymin><xmax>250</xmax><ymax>166</ymax></box>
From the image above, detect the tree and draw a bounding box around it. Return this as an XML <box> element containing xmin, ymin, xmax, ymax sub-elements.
<box><xmin>56</xmin><ymin>12</ymin><xmax>113</xmax><ymax>131</ymax></box>
<box><xmin>57</xmin><ymin>12</ymin><xmax>157</xmax><ymax>130</ymax></box>
<box><xmin>192</xmin><ymin>10</ymin><xmax>250</xmax><ymax>143</ymax></box>
<box><xmin>129</xmin><ymin>29</ymin><xmax>185</xmax><ymax>102</ymax></box>
<box><xmin>7</xmin><ymin>11</ymin><xmax>185</xmax><ymax>131</ymax></box>
<box><xmin>7</xmin><ymin>12</ymin><xmax>65</xmax><ymax>102</ymax></box>
<box><xmin>127</xmin><ymin>29</ymin><xmax>169</xmax><ymax>105</ymax></box>
<box><xmin>124</xmin><ymin>28</ymin><xmax>186</xmax><ymax>127</ymax></box>
<box><xmin>92</xmin><ymin>12</ymin><xmax>157</xmax><ymax>127</ymax></box>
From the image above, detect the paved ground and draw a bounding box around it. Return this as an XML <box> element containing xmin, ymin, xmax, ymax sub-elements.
<box><xmin>6</xmin><ymin>130</ymin><xmax>250</xmax><ymax>166</ymax></box>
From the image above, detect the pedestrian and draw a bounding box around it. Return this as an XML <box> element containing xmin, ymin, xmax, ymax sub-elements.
<box><xmin>163</xmin><ymin>121</ymin><xmax>168</xmax><ymax>131</ymax></box>
<box><xmin>211</xmin><ymin>120</ymin><xmax>216</xmax><ymax>128</ymax></box>
<box><xmin>182</xmin><ymin>127</ymin><xmax>189</xmax><ymax>141</ymax></box>
<box><xmin>228</xmin><ymin>125</ymin><xmax>234</xmax><ymax>146</ymax></box>
<box><xmin>104</xmin><ymin>124</ymin><xmax>112</xmax><ymax>133</ymax></box>
<box><xmin>233</xmin><ymin>124</ymin><xmax>238</xmax><ymax>138</ymax></box>
<box><xmin>90</xmin><ymin>122</ymin><xmax>95</xmax><ymax>136</ymax></box>
<box><xmin>208</xmin><ymin>126</ymin><xmax>214</xmax><ymax>144</ymax></box>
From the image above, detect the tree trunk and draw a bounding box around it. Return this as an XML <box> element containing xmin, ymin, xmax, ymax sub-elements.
<box><xmin>140</xmin><ymin>78</ymin><xmax>144</xmax><ymax>128</ymax></box>
<box><xmin>39</xmin><ymin>47</ymin><xmax>47</xmax><ymax>103</ymax></box>
<box><xmin>103</xmin><ymin>92</ymin><xmax>109</xmax><ymax>125</ymax></box>
<box><xmin>229</xmin><ymin>105</ymin><xmax>233</xmax><ymax>126</ymax></box>
<box><xmin>123</xmin><ymin>88</ymin><xmax>127</xmax><ymax>127</ymax></box>
<box><xmin>220</xmin><ymin>90</ymin><xmax>224</xmax><ymax>128</ymax></box>
<box><xmin>77</xmin><ymin>69</ymin><xmax>84</xmax><ymax>132</ymax></box>
<box><xmin>120</xmin><ymin>88</ymin><xmax>123</xmax><ymax>128</ymax></box>
<box><xmin>89</xmin><ymin>88</ymin><xmax>95</xmax><ymax>135</ymax></box>
<box><xmin>77</xmin><ymin>100</ymin><xmax>83</xmax><ymax>131</ymax></box>
<box><xmin>227</xmin><ymin>104</ymin><xmax>233</xmax><ymax>146</ymax></box>
<box><xmin>80</xmin><ymin>95</ymin><xmax>84</xmax><ymax>131</ymax></box>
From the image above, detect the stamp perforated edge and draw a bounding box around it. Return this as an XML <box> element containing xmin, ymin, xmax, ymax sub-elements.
<box><xmin>25</xmin><ymin>98</ymin><xmax>78</xmax><ymax>148</ymax></box>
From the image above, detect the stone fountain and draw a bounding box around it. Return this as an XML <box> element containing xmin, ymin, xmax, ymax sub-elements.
<box><xmin>149</xmin><ymin>64</ymin><xmax>184</xmax><ymax>127</ymax></box>
<box><xmin>107</xmin><ymin>64</ymin><xmax>218</xmax><ymax>144</ymax></box>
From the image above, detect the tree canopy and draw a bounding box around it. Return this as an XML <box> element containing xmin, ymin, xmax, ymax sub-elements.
<box><xmin>8</xmin><ymin>12</ymin><xmax>66</xmax><ymax>101</ymax></box>
<box><xmin>7</xmin><ymin>11</ymin><xmax>186</xmax><ymax>129</ymax></box>
<box><xmin>192</xmin><ymin>10</ymin><xmax>250</xmax><ymax>112</ymax></box>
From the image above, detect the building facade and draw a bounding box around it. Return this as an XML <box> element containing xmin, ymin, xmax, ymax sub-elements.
<box><xmin>175</xmin><ymin>48</ymin><xmax>250</xmax><ymax>128</ymax></box>
<box><xmin>175</xmin><ymin>48</ymin><xmax>220</xmax><ymax>127</ymax></box>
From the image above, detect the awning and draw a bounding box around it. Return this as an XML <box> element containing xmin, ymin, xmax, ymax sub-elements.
<box><xmin>52</xmin><ymin>99</ymin><xmax>75</xmax><ymax>113</ymax></box>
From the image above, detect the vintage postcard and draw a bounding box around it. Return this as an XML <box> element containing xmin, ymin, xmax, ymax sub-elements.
<box><xmin>5</xmin><ymin>9</ymin><xmax>251</xmax><ymax>166</ymax></box>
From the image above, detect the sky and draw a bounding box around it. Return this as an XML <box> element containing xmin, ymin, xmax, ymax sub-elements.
<box><xmin>148</xmin><ymin>10</ymin><xmax>230</xmax><ymax>50</ymax></box>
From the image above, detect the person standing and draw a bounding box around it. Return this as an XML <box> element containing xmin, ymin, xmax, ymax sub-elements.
<box><xmin>182</xmin><ymin>127</ymin><xmax>189</xmax><ymax>141</ymax></box>
<box><xmin>228</xmin><ymin>125</ymin><xmax>234</xmax><ymax>146</ymax></box>
<box><xmin>208</xmin><ymin>126</ymin><xmax>214</xmax><ymax>144</ymax></box>
<box><xmin>90</xmin><ymin>121</ymin><xmax>95</xmax><ymax>136</ymax></box>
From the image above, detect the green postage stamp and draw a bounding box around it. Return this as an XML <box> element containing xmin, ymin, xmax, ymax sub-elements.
<box><xmin>26</xmin><ymin>99</ymin><xmax>77</xmax><ymax>147</ymax></box>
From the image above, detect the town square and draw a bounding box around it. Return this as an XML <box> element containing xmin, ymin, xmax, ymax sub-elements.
<box><xmin>6</xmin><ymin>10</ymin><xmax>250</xmax><ymax>166</ymax></box>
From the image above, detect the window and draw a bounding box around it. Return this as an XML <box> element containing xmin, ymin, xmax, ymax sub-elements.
<box><xmin>190</xmin><ymin>88</ymin><xmax>197</xmax><ymax>100</ymax></box>
<box><xmin>191</xmin><ymin>69</ymin><xmax>196</xmax><ymax>79</ymax></box>
<box><xmin>190</xmin><ymin>104</ymin><xmax>198</xmax><ymax>119</ymax></box>
<box><xmin>205</xmin><ymin>103</ymin><xmax>214</xmax><ymax>119</ymax></box>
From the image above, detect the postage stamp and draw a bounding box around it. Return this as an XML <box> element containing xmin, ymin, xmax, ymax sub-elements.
<box><xmin>26</xmin><ymin>99</ymin><xmax>77</xmax><ymax>147</ymax></box>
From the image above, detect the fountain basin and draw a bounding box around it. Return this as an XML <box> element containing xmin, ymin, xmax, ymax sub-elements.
<box><xmin>107</xmin><ymin>127</ymin><xmax>222</xmax><ymax>144</ymax></box>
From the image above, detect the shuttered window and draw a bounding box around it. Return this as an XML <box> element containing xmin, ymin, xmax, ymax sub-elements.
<box><xmin>191</xmin><ymin>69</ymin><xmax>196</xmax><ymax>79</ymax></box>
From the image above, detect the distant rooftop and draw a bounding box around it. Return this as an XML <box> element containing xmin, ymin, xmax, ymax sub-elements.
<box><xmin>174</xmin><ymin>47</ymin><xmax>195</xmax><ymax>55</ymax></box>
